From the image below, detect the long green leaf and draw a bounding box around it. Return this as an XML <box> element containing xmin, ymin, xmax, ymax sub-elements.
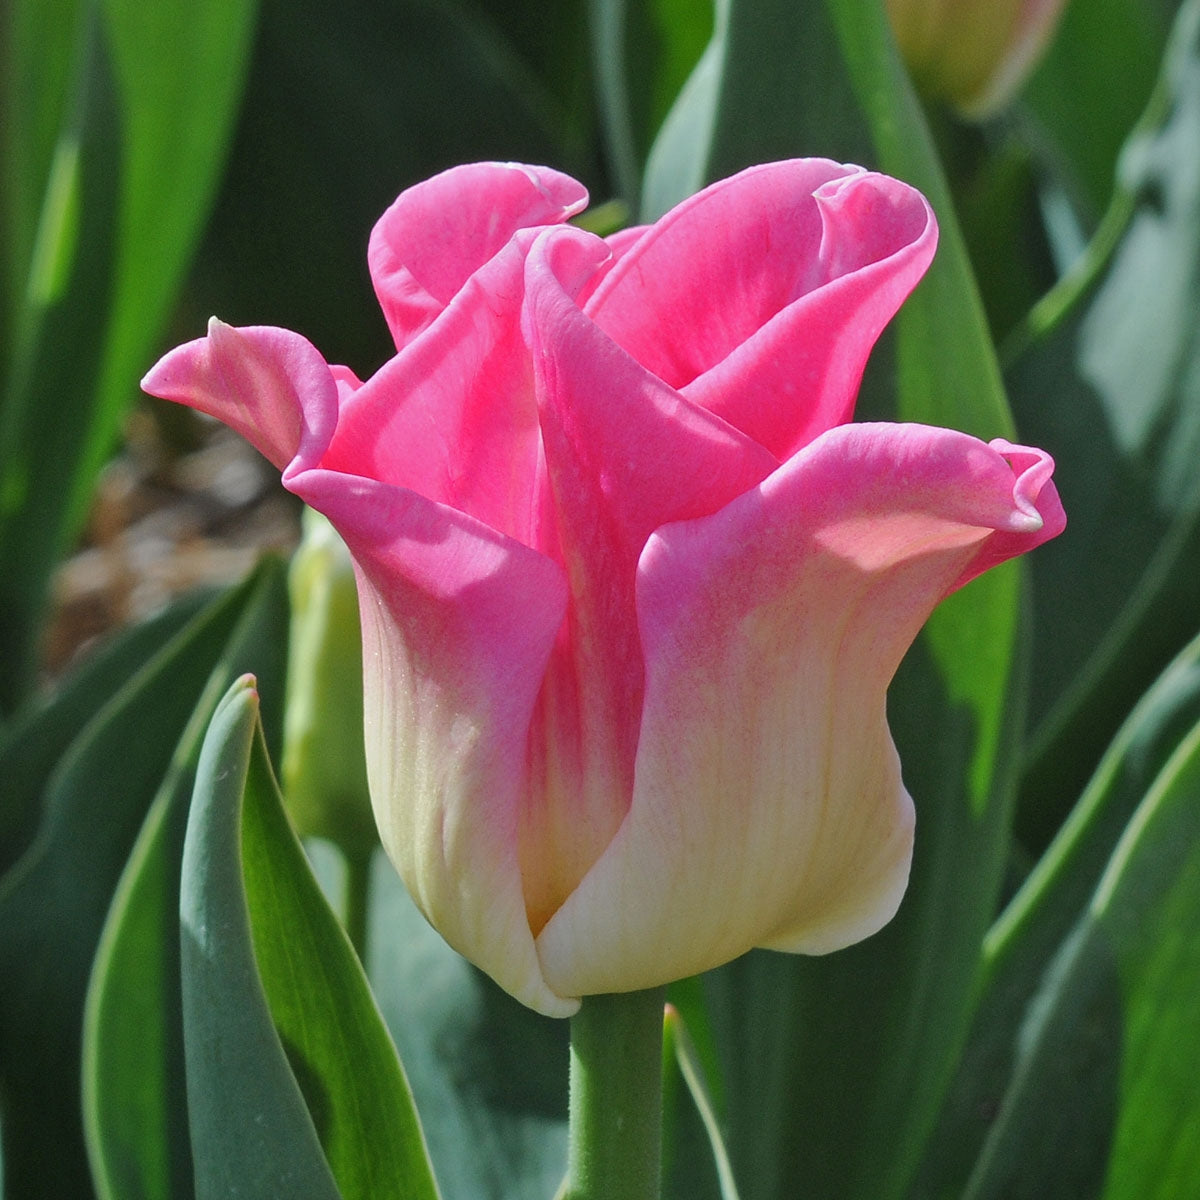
<box><xmin>181</xmin><ymin>675</ymin><xmax>440</xmax><ymax>1200</ymax></box>
<box><xmin>364</xmin><ymin>863</ymin><xmax>569</xmax><ymax>1200</ymax></box>
<box><xmin>0</xmin><ymin>565</ymin><xmax>285</xmax><ymax>1199</ymax></box>
<box><xmin>588</xmin><ymin>0</ymin><xmax>712</xmax><ymax>203</ymax></box>
<box><xmin>1020</xmin><ymin>0</ymin><xmax>1174</xmax><ymax>227</ymax></box>
<box><xmin>0</xmin><ymin>0</ymin><xmax>257</xmax><ymax>712</ymax></box>
<box><xmin>80</xmin><ymin>564</ymin><xmax>290</xmax><ymax>1200</ymax></box>
<box><xmin>0</xmin><ymin>589</ymin><xmax>209</xmax><ymax>875</ymax></box>
<box><xmin>916</xmin><ymin>627</ymin><xmax>1200</xmax><ymax>1196</ymax></box>
<box><xmin>959</xmin><ymin>714</ymin><xmax>1200</xmax><ymax>1198</ymax></box>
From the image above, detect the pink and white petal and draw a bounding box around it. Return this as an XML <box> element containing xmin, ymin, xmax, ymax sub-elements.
<box><xmin>368</xmin><ymin>162</ymin><xmax>589</xmax><ymax>350</ymax></box>
<box><xmin>535</xmin><ymin>423</ymin><xmax>1061</xmax><ymax>996</ymax></box>
<box><xmin>141</xmin><ymin>319</ymin><xmax>339</xmax><ymax>472</ymax></box>
<box><xmin>321</xmin><ymin>231</ymin><xmax>545</xmax><ymax>545</ymax></box>
<box><xmin>516</xmin><ymin>227</ymin><xmax>780</xmax><ymax>929</ymax></box>
<box><xmin>681</xmin><ymin>172</ymin><xmax>937</xmax><ymax>457</ymax></box>
<box><xmin>292</xmin><ymin>466</ymin><xmax>575</xmax><ymax>1018</ymax></box>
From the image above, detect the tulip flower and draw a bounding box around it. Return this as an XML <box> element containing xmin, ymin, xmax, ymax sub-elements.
<box><xmin>886</xmin><ymin>0</ymin><xmax>1069</xmax><ymax>117</ymax></box>
<box><xmin>144</xmin><ymin>160</ymin><xmax>1064</xmax><ymax>1018</ymax></box>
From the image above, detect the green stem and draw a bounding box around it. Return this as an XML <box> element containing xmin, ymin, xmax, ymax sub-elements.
<box><xmin>341</xmin><ymin>848</ymin><xmax>372</xmax><ymax>963</ymax></box>
<box><xmin>564</xmin><ymin>987</ymin><xmax>666</xmax><ymax>1200</ymax></box>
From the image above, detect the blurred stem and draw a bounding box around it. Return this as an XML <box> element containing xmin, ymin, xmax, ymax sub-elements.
<box><xmin>342</xmin><ymin>849</ymin><xmax>371</xmax><ymax>963</ymax></box>
<box><xmin>565</xmin><ymin>987</ymin><xmax>665</xmax><ymax>1200</ymax></box>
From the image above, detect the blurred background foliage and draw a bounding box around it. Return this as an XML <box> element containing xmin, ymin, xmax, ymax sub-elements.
<box><xmin>4</xmin><ymin>0</ymin><xmax>1200</xmax><ymax>1198</ymax></box>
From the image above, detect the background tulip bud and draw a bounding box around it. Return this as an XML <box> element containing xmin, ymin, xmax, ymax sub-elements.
<box><xmin>886</xmin><ymin>0</ymin><xmax>1069</xmax><ymax>117</ymax></box>
<box><xmin>281</xmin><ymin>506</ymin><xmax>377</xmax><ymax>861</ymax></box>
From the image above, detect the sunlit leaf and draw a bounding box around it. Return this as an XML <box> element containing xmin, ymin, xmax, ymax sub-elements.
<box><xmin>958</xmin><ymin>715</ymin><xmax>1200</xmax><ymax>1198</ymax></box>
<box><xmin>181</xmin><ymin>675</ymin><xmax>440</xmax><ymax>1200</ymax></box>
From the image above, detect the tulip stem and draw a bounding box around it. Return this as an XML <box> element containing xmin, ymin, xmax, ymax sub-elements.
<box><xmin>564</xmin><ymin>987</ymin><xmax>666</xmax><ymax>1200</ymax></box>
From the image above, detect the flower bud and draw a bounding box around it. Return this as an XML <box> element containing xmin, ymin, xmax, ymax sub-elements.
<box><xmin>281</xmin><ymin>506</ymin><xmax>376</xmax><ymax>860</ymax></box>
<box><xmin>886</xmin><ymin>0</ymin><xmax>1069</xmax><ymax>117</ymax></box>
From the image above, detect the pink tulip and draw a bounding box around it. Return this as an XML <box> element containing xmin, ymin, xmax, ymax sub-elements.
<box><xmin>144</xmin><ymin>160</ymin><xmax>1064</xmax><ymax>1017</ymax></box>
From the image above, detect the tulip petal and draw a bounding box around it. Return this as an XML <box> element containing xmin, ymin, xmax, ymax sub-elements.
<box><xmin>535</xmin><ymin>424</ymin><xmax>1062</xmax><ymax>996</ymax></box>
<box><xmin>584</xmin><ymin>161</ymin><xmax>936</xmax><ymax>457</ymax></box>
<box><xmin>320</xmin><ymin>231</ymin><xmax>545</xmax><ymax>546</ymax></box>
<box><xmin>517</xmin><ymin>227</ymin><xmax>780</xmax><ymax>930</ymax></box>
<box><xmin>141</xmin><ymin>319</ymin><xmax>339</xmax><ymax>472</ymax></box>
<box><xmin>293</xmin><ymin>466</ymin><xmax>576</xmax><ymax>1017</ymax></box>
<box><xmin>368</xmin><ymin>162</ymin><xmax>588</xmax><ymax>350</ymax></box>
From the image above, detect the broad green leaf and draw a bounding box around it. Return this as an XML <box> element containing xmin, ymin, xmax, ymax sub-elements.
<box><xmin>1010</xmin><ymin>0</ymin><xmax>1200</xmax><ymax>846</ymax></box>
<box><xmin>181</xmin><ymin>676</ymin><xmax>440</xmax><ymax>1200</ymax></box>
<box><xmin>80</xmin><ymin>565</ymin><xmax>290</xmax><ymax>1200</ymax></box>
<box><xmin>916</xmin><ymin>628</ymin><xmax>1200</xmax><ymax>1197</ymax></box>
<box><xmin>0</xmin><ymin>0</ymin><xmax>257</xmax><ymax>712</ymax></box>
<box><xmin>957</xmin><ymin>714</ymin><xmax>1200</xmax><ymax>1198</ymax></box>
<box><xmin>0</xmin><ymin>563</ymin><xmax>286</xmax><ymax>1199</ymax></box>
<box><xmin>365</xmin><ymin>862</ymin><xmax>569</xmax><ymax>1200</ymax></box>
<box><xmin>644</xmin><ymin>5</ymin><xmax>1027</xmax><ymax>1198</ymax></box>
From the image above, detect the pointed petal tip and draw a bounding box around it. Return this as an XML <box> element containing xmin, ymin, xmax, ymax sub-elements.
<box><xmin>990</xmin><ymin>437</ymin><xmax>1065</xmax><ymax>536</ymax></box>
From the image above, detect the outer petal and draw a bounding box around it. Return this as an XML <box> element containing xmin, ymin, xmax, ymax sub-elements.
<box><xmin>535</xmin><ymin>424</ymin><xmax>1063</xmax><ymax>997</ymax></box>
<box><xmin>368</xmin><ymin>162</ymin><xmax>588</xmax><ymax>350</ymax></box>
<box><xmin>141</xmin><ymin>319</ymin><xmax>339</xmax><ymax>472</ymax></box>
<box><xmin>292</xmin><ymin>466</ymin><xmax>576</xmax><ymax>1017</ymax></box>
<box><xmin>584</xmin><ymin>160</ymin><xmax>936</xmax><ymax>457</ymax></box>
<box><xmin>517</xmin><ymin>227</ymin><xmax>780</xmax><ymax>931</ymax></box>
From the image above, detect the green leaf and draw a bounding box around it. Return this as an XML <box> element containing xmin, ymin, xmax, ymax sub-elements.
<box><xmin>181</xmin><ymin>676</ymin><xmax>440</xmax><ymax>1200</ymax></box>
<box><xmin>664</xmin><ymin>1006</ymin><xmax>740</xmax><ymax>1200</ymax></box>
<box><xmin>0</xmin><ymin>0</ymin><xmax>257</xmax><ymax>711</ymax></box>
<box><xmin>916</xmin><ymin>627</ymin><xmax>1200</xmax><ymax>1197</ymax></box>
<box><xmin>0</xmin><ymin>589</ymin><xmax>210</xmax><ymax>876</ymax></box>
<box><xmin>644</xmin><ymin>5</ymin><xmax>1028</xmax><ymax>1198</ymax></box>
<box><xmin>79</xmin><ymin>565</ymin><xmax>290</xmax><ymax>1200</ymax></box>
<box><xmin>0</xmin><ymin>563</ymin><xmax>287</xmax><ymax>1199</ymax></box>
<box><xmin>83</xmin><ymin>765</ymin><xmax>195</xmax><ymax>1200</ymax></box>
<box><xmin>1010</xmin><ymin>0</ymin><xmax>1200</xmax><ymax>846</ymax></box>
<box><xmin>956</xmin><ymin>713</ymin><xmax>1200</xmax><ymax>1198</ymax></box>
